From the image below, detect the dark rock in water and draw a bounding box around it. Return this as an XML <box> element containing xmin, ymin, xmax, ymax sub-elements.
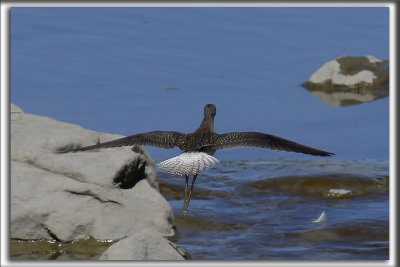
<box><xmin>302</xmin><ymin>55</ymin><xmax>389</xmax><ymax>107</ymax></box>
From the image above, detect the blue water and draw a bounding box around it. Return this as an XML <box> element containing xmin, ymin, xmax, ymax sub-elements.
<box><xmin>159</xmin><ymin>158</ymin><xmax>389</xmax><ymax>260</ymax></box>
<box><xmin>11</xmin><ymin>7</ymin><xmax>389</xmax><ymax>162</ymax></box>
<box><xmin>10</xmin><ymin>7</ymin><xmax>390</xmax><ymax>261</ymax></box>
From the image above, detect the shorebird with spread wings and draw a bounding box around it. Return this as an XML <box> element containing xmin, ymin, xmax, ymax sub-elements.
<box><xmin>72</xmin><ymin>104</ymin><xmax>334</xmax><ymax>215</ymax></box>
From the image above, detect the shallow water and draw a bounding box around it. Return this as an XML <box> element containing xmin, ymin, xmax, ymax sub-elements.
<box><xmin>158</xmin><ymin>158</ymin><xmax>389</xmax><ymax>260</ymax></box>
<box><xmin>10</xmin><ymin>237</ymin><xmax>116</xmax><ymax>260</ymax></box>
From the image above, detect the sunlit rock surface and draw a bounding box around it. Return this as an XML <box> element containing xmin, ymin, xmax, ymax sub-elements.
<box><xmin>302</xmin><ymin>55</ymin><xmax>389</xmax><ymax>106</ymax></box>
<box><xmin>10</xmin><ymin>103</ymin><xmax>184</xmax><ymax>260</ymax></box>
<box><xmin>99</xmin><ymin>229</ymin><xmax>186</xmax><ymax>260</ymax></box>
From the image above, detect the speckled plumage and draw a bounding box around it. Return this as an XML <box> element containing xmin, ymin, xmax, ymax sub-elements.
<box><xmin>72</xmin><ymin>104</ymin><xmax>334</xmax><ymax>214</ymax></box>
<box><xmin>72</xmin><ymin>104</ymin><xmax>333</xmax><ymax>157</ymax></box>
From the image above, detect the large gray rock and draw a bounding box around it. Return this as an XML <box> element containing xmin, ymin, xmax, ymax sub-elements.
<box><xmin>99</xmin><ymin>229</ymin><xmax>186</xmax><ymax>260</ymax></box>
<box><xmin>10</xmin><ymin>104</ymin><xmax>183</xmax><ymax>259</ymax></box>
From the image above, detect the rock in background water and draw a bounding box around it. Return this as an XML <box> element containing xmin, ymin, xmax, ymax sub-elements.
<box><xmin>302</xmin><ymin>55</ymin><xmax>389</xmax><ymax>106</ymax></box>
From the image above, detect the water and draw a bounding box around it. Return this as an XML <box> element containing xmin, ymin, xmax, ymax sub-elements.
<box><xmin>10</xmin><ymin>7</ymin><xmax>390</xmax><ymax>260</ymax></box>
<box><xmin>159</xmin><ymin>158</ymin><xmax>388</xmax><ymax>260</ymax></box>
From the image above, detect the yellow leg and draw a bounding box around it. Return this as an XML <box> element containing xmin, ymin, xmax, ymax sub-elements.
<box><xmin>184</xmin><ymin>174</ymin><xmax>189</xmax><ymax>205</ymax></box>
<box><xmin>183</xmin><ymin>174</ymin><xmax>198</xmax><ymax>215</ymax></box>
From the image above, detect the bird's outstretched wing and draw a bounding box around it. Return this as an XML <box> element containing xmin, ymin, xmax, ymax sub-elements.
<box><xmin>211</xmin><ymin>132</ymin><xmax>334</xmax><ymax>157</ymax></box>
<box><xmin>72</xmin><ymin>131</ymin><xmax>186</xmax><ymax>152</ymax></box>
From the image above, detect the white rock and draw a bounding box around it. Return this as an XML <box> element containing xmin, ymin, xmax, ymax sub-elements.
<box><xmin>306</xmin><ymin>55</ymin><xmax>388</xmax><ymax>88</ymax></box>
<box><xmin>327</xmin><ymin>188</ymin><xmax>353</xmax><ymax>197</ymax></box>
<box><xmin>303</xmin><ymin>56</ymin><xmax>389</xmax><ymax>106</ymax></box>
<box><xmin>309</xmin><ymin>57</ymin><xmax>376</xmax><ymax>86</ymax></box>
<box><xmin>309</xmin><ymin>59</ymin><xmax>341</xmax><ymax>84</ymax></box>
<box><xmin>366</xmin><ymin>55</ymin><xmax>382</xmax><ymax>64</ymax></box>
<box><xmin>99</xmin><ymin>229</ymin><xmax>186</xmax><ymax>260</ymax></box>
<box><xmin>10</xmin><ymin>104</ymin><xmax>175</xmax><ymax>243</ymax></box>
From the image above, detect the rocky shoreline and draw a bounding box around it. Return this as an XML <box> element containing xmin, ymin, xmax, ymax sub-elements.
<box><xmin>10</xmin><ymin>103</ymin><xmax>186</xmax><ymax>260</ymax></box>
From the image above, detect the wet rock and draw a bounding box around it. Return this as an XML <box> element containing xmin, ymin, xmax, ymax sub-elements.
<box><xmin>302</xmin><ymin>55</ymin><xmax>389</xmax><ymax>106</ymax></box>
<box><xmin>327</xmin><ymin>188</ymin><xmax>353</xmax><ymax>198</ymax></box>
<box><xmin>99</xmin><ymin>229</ymin><xmax>186</xmax><ymax>260</ymax></box>
<box><xmin>305</xmin><ymin>55</ymin><xmax>388</xmax><ymax>88</ymax></box>
<box><xmin>10</xmin><ymin>103</ymin><xmax>180</xmax><ymax>259</ymax></box>
<box><xmin>246</xmin><ymin>173</ymin><xmax>387</xmax><ymax>199</ymax></box>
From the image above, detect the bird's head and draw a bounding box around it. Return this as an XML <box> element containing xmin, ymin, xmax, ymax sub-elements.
<box><xmin>204</xmin><ymin>104</ymin><xmax>216</xmax><ymax>118</ymax></box>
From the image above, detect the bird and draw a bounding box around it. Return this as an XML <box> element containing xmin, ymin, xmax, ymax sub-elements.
<box><xmin>71</xmin><ymin>104</ymin><xmax>334</xmax><ymax>215</ymax></box>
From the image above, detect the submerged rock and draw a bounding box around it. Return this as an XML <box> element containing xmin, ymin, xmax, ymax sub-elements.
<box><xmin>327</xmin><ymin>188</ymin><xmax>353</xmax><ymax>198</ymax></box>
<box><xmin>302</xmin><ymin>55</ymin><xmax>389</xmax><ymax>106</ymax></box>
<box><xmin>246</xmin><ymin>173</ymin><xmax>388</xmax><ymax>199</ymax></box>
<box><xmin>10</xmin><ymin>103</ymin><xmax>184</xmax><ymax>260</ymax></box>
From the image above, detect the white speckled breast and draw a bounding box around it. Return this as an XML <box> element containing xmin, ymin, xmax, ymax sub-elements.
<box><xmin>158</xmin><ymin>152</ymin><xmax>220</xmax><ymax>176</ymax></box>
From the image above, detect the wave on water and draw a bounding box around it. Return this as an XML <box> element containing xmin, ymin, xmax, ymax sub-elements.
<box><xmin>158</xmin><ymin>158</ymin><xmax>389</xmax><ymax>201</ymax></box>
<box><xmin>245</xmin><ymin>173</ymin><xmax>388</xmax><ymax>199</ymax></box>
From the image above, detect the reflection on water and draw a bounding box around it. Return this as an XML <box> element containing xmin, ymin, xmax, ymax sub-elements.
<box><xmin>10</xmin><ymin>237</ymin><xmax>116</xmax><ymax>260</ymax></box>
<box><xmin>304</xmin><ymin>85</ymin><xmax>389</xmax><ymax>107</ymax></box>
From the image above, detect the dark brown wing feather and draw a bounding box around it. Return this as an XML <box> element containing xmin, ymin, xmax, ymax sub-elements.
<box><xmin>211</xmin><ymin>132</ymin><xmax>334</xmax><ymax>157</ymax></box>
<box><xmin>72</xmin><ymin>131</ymin><xmax>185</xmax><ymax>152</ymax></box>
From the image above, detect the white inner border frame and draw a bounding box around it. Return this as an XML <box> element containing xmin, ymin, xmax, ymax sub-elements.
<box><xmin>1</xmin><ymin>1</ymin><xmax>396</xmax><ymax>267</ymax></box>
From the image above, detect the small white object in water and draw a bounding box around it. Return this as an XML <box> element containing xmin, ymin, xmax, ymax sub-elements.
<box><xmin>328</xmin><ymin>188</ymin><xmax>353</xmax><ymax>197</ymax></box>
<box><xmin>312</xmin><ymin>210</ymin><xmax>326</xmax><ymax>223</ymax></box>
<box><xmin>158</xmin><ymin>152</ymin><xmax>220</xmax><ymax>176</ymax></box>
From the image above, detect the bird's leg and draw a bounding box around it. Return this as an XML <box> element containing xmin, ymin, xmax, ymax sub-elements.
<box><xmin>183</xmin><ymin>174</ymin><xmax>198</xmax><ymax>215</ymax></box>
<box><xmin>184</xmin><ymin>174</ymin><xmax>189</xmax><ymax>206</ymax></box>
<box><xmin>187</xmin><ymin>174</ymin><xmax>198</xmax><ymax>206</ymax></box>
